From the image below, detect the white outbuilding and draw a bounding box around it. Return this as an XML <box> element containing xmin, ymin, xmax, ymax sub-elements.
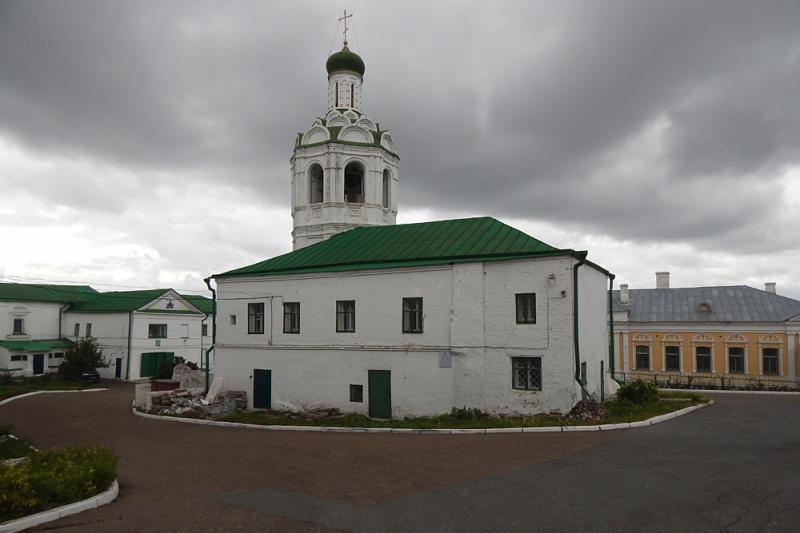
<box><xmin>211</xmin><ymin>217</ymin><xmax>615</xmax><ymax>416</ymax></box>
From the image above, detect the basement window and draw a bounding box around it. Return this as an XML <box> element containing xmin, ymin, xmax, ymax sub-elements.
<box><xmin>350</xmin><ymin>384</ymin><xmax>363</xmax><ymax>402</ymax></box>
<box><xmin>512</xmin><ymin>357</ymin><xmax>542</xmax><ymax>391</ymax></box>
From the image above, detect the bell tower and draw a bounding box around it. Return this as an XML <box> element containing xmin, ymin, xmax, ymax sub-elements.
<box><xmin>290</xmin><ymin>15</ymin><xmax>399</xmax><ymax>250</ymax></box>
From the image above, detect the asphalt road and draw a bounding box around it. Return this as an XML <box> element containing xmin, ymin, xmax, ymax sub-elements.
<box><xmin>1</xmin><ymin>384</ymin><xmax>798</xmax><ymax>532</ymax></box>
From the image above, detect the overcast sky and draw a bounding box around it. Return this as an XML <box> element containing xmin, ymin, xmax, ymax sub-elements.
<box><xmin>1</xmin><ymin>0</ymin><xmax>799</xmax><ymax>298</ymax></box>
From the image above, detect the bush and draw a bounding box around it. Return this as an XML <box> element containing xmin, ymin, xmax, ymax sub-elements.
<box><xmin>449</xmin><ymin>406</ymin><xmax>490</xmax><ymax>420</ymax></box>
<box><xmin>59</xmin><ymin>338</ymin><xmax>108</xmax><ymax>378</ymax></box>
<box><xmin>617</xmin><ymin>379</ymin><xmax>659</xmax><ymax>404</ymax></box>
<box><xmin>0</xmin><ymin>446</ymin><xmax>117</xmax><ymax>522</ymax></box>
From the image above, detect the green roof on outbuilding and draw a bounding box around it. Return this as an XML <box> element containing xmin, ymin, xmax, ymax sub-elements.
<box><xmin>0</xmin><ymin>339</ymin><xmax>74</xmax><ymax>352</ymax></box>
<box><xmin>68</xmin><ymin>289</ymin><xmax>172</xmax><ymax>313</ymax></box>
<box><xmin>182</xmin><ymin>294</ymin><xmax>215</xmax><ymax>314</ymax></box>
<box><xmin>0</xmin><ymin>283</ymin><xmax>98</xmax><ymax>304</ymax></box>
<box><xmin>216</xmin><ymin>217</ymin><xmax>568</xmax><ymax>278</ymax></box>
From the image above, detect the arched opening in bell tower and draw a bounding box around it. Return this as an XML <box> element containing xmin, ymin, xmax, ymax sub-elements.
<box><xmin>382</xmin><ymin>169</ymin><xmax>390</xmax><ymax>208</ymax></box>
<box><xmin>309</xmin><ymin>164</ymin><xmax>324</xmax><ymax>204</ymax></box>
<box><xmin>344</xmin><ymin>162</ymin><xmax>364</xmax><ymax>203</ymax></box>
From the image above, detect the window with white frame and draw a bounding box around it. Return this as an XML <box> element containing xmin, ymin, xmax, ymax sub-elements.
<box><xmin>74</xmin><ymin>323</ymin><xmax>80</xmax><ymax>338</ymax></box>
<box><xmin>695</xmin><ymin>346</ymin><xmax>712</xmax><ymax>372</ymax></box>
<box><xmin>402</xmin><ymin>297</ymin><xmax>423</xmax><ymax>333</ymax></box>
<box><xmin>512</xmin><ymin>357</ymin><xmax>542</xmax><ymax>391</ymax></box>
<box><xmin>762</xmin><ymin>347</ymin><xmax>779</xmax><ymax>375</ymax></box>
<box><xmin>10</xmin><ymin>355</ymin><xmax>27</xmax><ymax>361</ymax></box>
<box><xmin>635</xmin><ymin>345</ymin><xmax>650</xmax><ymax>370</ymax></box>
<box><xmin>336</xmin><ymin>300</ymin><xmax>355</xmax><ymax>332</ymax></box>
<box><xmin>515</xmin><ymin>293</ymin><xmax>536</xmax><ymax>324</ymax></box>
<box><xmin>728</xmin><ymin>347</ymin><xmax>745</xmax><ymax>374</ymax></box>
<box><xmin>665</xmin><ymin>345</ymin><xmax>680</xmax><ymax>371</ymax></box>
<box><xmin>248</xmin><ymin>303</ymin><xmax>264</xmax><ymax>334</ymax></box>
<box><xmin>148</xmin><ymin>324</ymin><xmax>167</xmax><ymax>339</ymax></box>
<box><xmin>12</xmin><ymin>318</ymin><xmax>24</xmax><ymax>335</ymax></box>
<box><xmin>283</xmin><ymin>302</ymin><xmax>300</xmax><ymax>334</ymax></box>
<box><xmin>86</xmin><ymin>323</ymin><xmax>92</xmax><ymax>337</ymax></box>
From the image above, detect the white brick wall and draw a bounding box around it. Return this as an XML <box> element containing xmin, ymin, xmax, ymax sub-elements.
<box><xmin>214</xmin><ymin>255</ymin><xmax>611</xmax><ymax>416</ymax></box>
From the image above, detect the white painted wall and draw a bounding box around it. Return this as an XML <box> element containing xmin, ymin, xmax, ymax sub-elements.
<box><xmin>579</xmin><ymin>264</ymin><xmax>617</xmax><ymax>398</ymax></box>
<box><xmin>214</xmin><ymin>255</ymin><xmax>612</xmax><ymax>416</ymax></box>
<box><xmin>1</xmin><ymin>301</ymin><xmax>68</xmax><ymax>377</ymax></box>
<box><xmin>62</xmin><ymin>312</ymin><xmax>130</xmax><ymax>379</ymax></box>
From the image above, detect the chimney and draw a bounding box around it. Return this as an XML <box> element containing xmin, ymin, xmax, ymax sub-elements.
<box><xmin>619</xmin><ymin>284</ymin><xmax>629</xmax><ymax>304</ymax></box>
<box><xmin>656</xmin><ymin>271</ymin><xmax>670</xmax><ymax>289</ymax></box>
<box><xmin>765</xmin><ymin>282</ymin><xmax>776</xmax><ymax>294</ymax></box>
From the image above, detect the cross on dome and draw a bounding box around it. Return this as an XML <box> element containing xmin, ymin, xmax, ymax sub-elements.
<box><xmin>338</xmin><ymin>9</ymin><xmax>353</xmax><ymax>46</ymax></box>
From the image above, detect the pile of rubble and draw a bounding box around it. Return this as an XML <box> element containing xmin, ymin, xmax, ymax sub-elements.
<box><xmin>135</xmin><ymin>375</ymin><xmax>249</xmax><ymax>419</ymax></box>
<box><xmin>564</xmin><ymin>399</ymin><xmax>608</xmax><ymax>421</ymax></box>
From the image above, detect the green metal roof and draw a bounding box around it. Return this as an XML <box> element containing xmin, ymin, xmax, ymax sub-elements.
<box><xmin>216</xmin><ymin>217</ymin><xmax>566</xmax><ymax>278</ymax></box>
<box><xmin>0</xmin><ymin>283</ymin><xmax>98</xmax><ymax>304</ymax></box>
<box><xmin>181</xmin><ymin>295</ymin><xmax>215</xmax><ymax>314</ymax></box>
<box><xmin>326</xmin><ymin>45</ymin><xmax>365</xmax><ymax>76</ymax></box>
<box><xmin>0</xmin><ymin>339</ymin><xmax>74</xmax><ymax>352</ymax></box>
<box><xmin>69</xmin><ymin>289</ymin><xmax>172</xmax><ymax>313</ymax></box>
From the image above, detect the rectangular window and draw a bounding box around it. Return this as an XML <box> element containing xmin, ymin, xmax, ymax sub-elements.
<box><xmin>635</xmin><ymin>345</ymin><xmax>650</xmax><ymax>370</ymax></box>
<box><xmin>402</xmin><ymin>297</ymin><xmax>423</xmax><ymax>333</ymax></box>
<box><xmin>148</xmin><ymin>324</ymin><xmax>167</xmax><ymax>339</ymax></box>
<box><xmin>336</xmin><ymin>300</ymin><xmax>355</xmax><ymax>332</ymax></box>
<box><xmin>12</xmin><ymin>318</ymin><xmax>24</xmax><ymax>335</ymax></box>
<box><xmin>512</xmin><ymin>357</ymin><xmax>542</xmax><ymax>391</ymax></box>
<box><xmin>350</xmin><ymin>384</ymin><xmax>363</xmax><ymax>402</ymax></box>
<box><xmin>201</xmin><ymin>324</ymin><xmax>208</xmax><ymax>337</ymax></box>
<box><xmin>762</xmin><ymin>347</ymin><xmax>779</xmax><ymax>375</ymax></box>
<box><xmin>283</xmin><ymin>302</ymin><xmax>300</xmax><ymax>334</ymax></box>
<box><xmin>74</xmin><ymin>323</ymin><xmax>80</xmax><ymax>338</ymax></box>
<box><xmin>665</xmin><ymin>346</ymin><xmax>680</xmax><ymax>371</ymax></box>
<box><xmin>86</xmin><ymin>323</ymin><xmax>92</xmax><ymax>337</ymax></box>
<box><xmin>728</xmin><ymin>347</ymin><xmax>745</xmax><ymax>374</ymax></box>
<box><xmin>53</xmin><ymin>352</ymin><xmax>64</xmax><ymax>359</ymax></box>
<box><xmin>696</xmin><ymin>346</ymin><xmax>712</xmax><ymax>372</ymax></box>
<box><xmin>515</xmin><ymin>293</ymin><xmax>536</xmax><ymax>324</ymax></box>
<box><xmin>10</xmin><ymin>355</ymin><xmax>28</xmax><ymax>361</ymax></box>
<box><xmin>248</xmin><ymin>303</ymin><xmax>265</xmax><ymax>334</ymax></box>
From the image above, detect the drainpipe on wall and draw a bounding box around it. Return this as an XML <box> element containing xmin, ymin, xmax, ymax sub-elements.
<box><xmin>607</xmin><ymin>274</ymin><xmax>623</xmax><ymax>385</ymax></box>
<box><xmin>203</xmin><ymin>276</ymin><xmax>216</xmax><ymax>395</ymax></box>
<box><xmin>58</xmin><ymin>304</ymin><xmax>69</xmax><ymax>339</ymax></box>
<box><xmin>125</xmin><ymin>311</ymin><xmax>133</xmax><ymax>381</ymax></box>
<box><xmin>572</xmin><ymin>251</ymin><xmax>589</xmax><ymax>398</ymax></box>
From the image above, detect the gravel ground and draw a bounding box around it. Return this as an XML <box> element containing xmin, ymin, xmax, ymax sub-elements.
<box><xmin>0</xmin><ymin>382</ymin><xmax>610</xmax><ymax>532</ymax></box>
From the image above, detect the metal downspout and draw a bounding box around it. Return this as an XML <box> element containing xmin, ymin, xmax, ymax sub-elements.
<box><xmin>125</xmin><ymin>311</ymin><xmax>133</xmax><ymax>381</ymax></box>
<box><xmin>572</xmin><ymin>252</ymin><xmax>589</xmax><ymax>397</ymax></box>
<box><xmin>608</xmin><ymin>274</ymin><xmax>623</xmax><ymax>385</ymax></box>
<box><xmin>203</xmin><ymin>277</ymin><xmax>216</xmax><ymax>394</ymax></box>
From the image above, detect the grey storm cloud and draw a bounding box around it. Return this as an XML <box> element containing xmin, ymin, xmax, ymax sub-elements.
<box><xmin>1</xmin><ymin>0</ymin><xmax>799</xmax><ymax>254</ymax></box>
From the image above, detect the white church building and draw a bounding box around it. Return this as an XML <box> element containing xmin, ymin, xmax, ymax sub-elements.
<box><xmin>210</xmin><ymin>39</ymin><xmax>616</xmax><ymax>417</ymax></box>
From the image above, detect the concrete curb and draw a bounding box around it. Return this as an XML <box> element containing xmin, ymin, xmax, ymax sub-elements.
<box><xmin>660</xmin><ymin>388</ymin><xmax>800</xmax><ymax>396</ymax></box>
<box><xmin>0</xmin><ymin>388</ymin><xmax>108</xmax><ymax>407</ymax></box>
<box><xmin>0</xmin><ymin>479</ymin><xmax>119</xmax><ymax>532</ymax></box>
<box><xmin>131</xmin><ymin>400</ymin><xmax>713</xmax><ymax>434</ymax></box>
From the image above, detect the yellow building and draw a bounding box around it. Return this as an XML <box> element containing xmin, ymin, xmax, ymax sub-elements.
<box><xmin>613</xmin><ymin>273</ymin><xmax>800</xmax><ymax>390</ymax></box>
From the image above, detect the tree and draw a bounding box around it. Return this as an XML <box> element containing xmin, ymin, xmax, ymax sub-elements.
<box><xmin>60</xmin><ymin>338</ymin><xmax>108</xmax><ymax>375</ymax></box>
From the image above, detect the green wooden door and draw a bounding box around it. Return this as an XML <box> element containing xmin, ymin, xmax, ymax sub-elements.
<box><xmin>140</xmin><ymin>352</ymin><xmax>175</xmax><ymax>378</ymax></box>
<box><xmin>253</xmin><ymin>369</ymin><xmax>271</xmax><ymax>409</ymax></box>
<box><xmin>368</xmin><ymin>370</ymin><xmax>391</xmax><ymax>418</ymax></box>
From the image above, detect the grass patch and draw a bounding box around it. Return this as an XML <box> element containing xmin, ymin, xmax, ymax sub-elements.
<box><xmin>0</xmin><ymin>446</ymin><xmax>117</xmax><ymax>522</ymax></box>
<box><xmin>0</xmin><ymin>377</ymin><xmax>94</xmax><ymax>401</ymax></box>
<box><xmin>219</xmin><ymin>395</ymin><xmax>709</xmax><ymax>429</ymax></box>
